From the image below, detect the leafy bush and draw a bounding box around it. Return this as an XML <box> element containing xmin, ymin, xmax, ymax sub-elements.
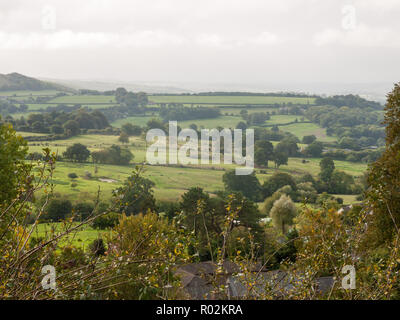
<box><xmin>89</xmin><ymin>238</ymin><xmax>106</xmax><ymax>256</ymax></box>
<box><xmin>68</xmin><ymin>172</ymin><xmax>78</xmax><ymax>179</ymax></box>
<box><xmin>92</xmin><ymin>212</ymin><xmax>120</xmax><ymax>230</ymax></box>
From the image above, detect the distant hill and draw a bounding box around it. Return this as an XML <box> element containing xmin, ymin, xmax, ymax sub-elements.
<box><xmin>39</xmin><ymin>78</ymin><xmax>193</xmax><ymax>94</ymax></box>
<box><xmin>0</xmin><ymin>73</ymin><xmax>72</xmax><ymax>92</ymax></box>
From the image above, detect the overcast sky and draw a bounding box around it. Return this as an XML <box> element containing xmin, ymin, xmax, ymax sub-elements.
<box><xmin>0</xmin><ymin>0</ymin><xmax>399</xmax><ymax>87</ymax></box>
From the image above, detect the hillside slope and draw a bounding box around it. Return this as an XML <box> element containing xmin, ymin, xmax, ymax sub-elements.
<box><xmin>0</xmin><ymin>73</ymin><xmax>72</xmax><ymax>92</ymax></box>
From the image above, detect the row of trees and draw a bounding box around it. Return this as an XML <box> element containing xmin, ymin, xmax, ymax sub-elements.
<box><xmin>62</xmin><ymin>143</ymin><xmax>133</xmax><ymax>165</ymax></box>
<box><xmin>223</xmin><ymin>155</ymin><xmax>362</xmax><ymax>205</ymax></box>
<box><xmin>254</xmin><ymin>135</ymin><xmax>317</xmax><ymax>168</ymax></box>
<box><xmin>0</xmin><ymin>100</ymin><xmax>28</xmax><ymax>115</ymax></box>
<box><xmin>240</xmin><ymin>110</ymin><xmax>270</xmax><ymax>125</ymax></box>
<box><xmin>159</xmin><ymin>105</ymin><xmax>220</xmax><ymax>122</ymax></box>
<box><xmin>305</xmin><ymin>105</ymin><xmax>384</xmax><ymax>148</ymax></box>
<box><xmin>314</xmin><ymin>94</ymin><xmax>382</xmax><ymax>109</ymax></box>
<box><xmin>9</xmin><ymin>109</ymin><xmax>110</xmax><ymax>136</ymax></box>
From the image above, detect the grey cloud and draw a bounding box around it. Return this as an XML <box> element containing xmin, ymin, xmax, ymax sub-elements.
<box><xmin>0</xmin><ymin>0</ymin><xmax>399</xmax><ymax>87</ymax></box>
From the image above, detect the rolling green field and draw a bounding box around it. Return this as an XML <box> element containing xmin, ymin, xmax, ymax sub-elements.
<box><xmin>17</xmin><ymin>131</ymin><xmax>49</xmax><ymax>137</ymax></box>
<box><xmin>112</xmin><ymin>113</ymin><xmax>337</xmax><ymax>143</ymax></box>
<box><xmin>113</xmin><ymin>115</ymin><xmax>243</xmax><ymax>129</ymax></box>
<box><xmin>40</xmin><ymin>161</ymin><xmax>227</xmax><ymax>202</ymax></box>
<box><xmin>9</xmin><ymin>91</ymin><xmax>362</xmax><ymax>208</ymax></box>
<box><xmin>219</xmin><ymin>107</ymin><xmax>277</xmax><ymax>115</ymax></box>
<box><xmin>149</xmin><ymin>95</ymin><xmax>315</xmax><ymax>105</ymax></box>
<box><xmin>264</xmin><ymin>115</ymin><xmax>304</xmax><ymax>125</ymax></box>
<box><xmin>25</xmin><ymin>132</ymin><xmax>366</xmax><ymax>204</ymax></box>
<box><xmin>19</xmin><ymin>103</ymin><xmax>117</xmax><ymax>111</ymax></box>
<box><xmin>4</xmin><ymin>91</ymin><xmax>376</xmax><ymax>257</ymax></box>
<box><xmin>40</xmin><ymin>158</ymin><xmax>366</xmax><ymax>203</ymax></box>
<box><xmin>33</xmin><ymin>222</ymin><xmax>111</xmax><ymax>249</ymax></box>
<box><xmin>7</xmin><ymin>91</ymin><xmax>337</xmax><ymax>144</ymax></box>
<box><xmin>48</xmin><ymin>95</ymin><xmax>116</xmax><ymax>104</ymax></box>
<box><xmin>277</xmin><ymin>122</ymin><xmax>336</xmax><ymax>142</ymax></box>
<box><xmin>111</xmin><ymin>116</ymin><xmax>157</xmax><ymax>128</ymax></box>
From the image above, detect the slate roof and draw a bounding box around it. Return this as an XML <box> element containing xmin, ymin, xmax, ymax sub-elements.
<box><xmin>175</xmin><ymin>261</ymin><xmax>335</xmax><ymax>300</ymax></box>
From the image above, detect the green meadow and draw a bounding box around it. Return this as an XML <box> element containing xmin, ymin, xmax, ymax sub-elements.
<box><xmin>33</xmin><ymin>222</ymin><xmax>111</xmax><ymax>249</ymax></box>
<box><xmin>276</xmin><ymin>122</ymin><xmax>336</xmax><ymax>142</ymax></box>
<box><xmin>24</xmin><ymin>132</ymin><xmax>365</xmax><ymax>204</ymax></box>
<box><xmin>48</xmin><ymin>95</ymin><xmax>116</xmax><ymax>104</ymax></box>
<box><xmin>149</xmin><ymin>95</ymin><xmax>315</xmax><ymax>105</ymax></box>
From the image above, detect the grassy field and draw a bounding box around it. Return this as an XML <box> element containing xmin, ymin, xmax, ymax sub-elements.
<box><xmin>277</xmin><ymin>123</ymin><xmax>336</xmax><ymax>142</ymax></box>
<box><xmin>27</xmin><ymin>133</ymin><xmax>366</xmax><ymax>203</ymax></box>
<box><xmin>264</xmin><ymin>115</ymin><xmax>304</xmax><ymax>125</ymax></box>
<box><xmin>48</xmin><ymin>95</ymin><xmax>116</xmax><ymax>104</ymax></box>
<box><xmin>281</xmin><ymin>158</ymin><xmax>367</xmax><ymax>177</ymax></box>
<box><xmin>26</xmin><ymin>134</ymin><xmax>140</xmax><ymax>157</ymax></box>
<box><xmin>18</xmin><ymin>103</ymin><xmax>117</xmax><ymax>111</ymax></box>
<box><xmin>6</xmin><ymin>91</ymin><xmax>336</xmax><ymax>143</ymax></box>
<box><xmin>33</xmin><ymin>222</ymin><xmax>111</xmax><ymax>249</ymax></box>
<box><xmin>112</xmin><ymin>113</ymin><xmax>337</xmax><ymax>143</ymax></box>
<box><xmin>17</xmin><ymin>131</ymin><xmax>49</xmax><ymax>137</ymax></box>
<box><xmin>112</xmin><ymin>115</ymin><xmax>243</xmax><ymax>129</ymax></box>
<box><xmin>41</xmin><ymin>161</ymin><xmax>228</xmax><ymax>202</ymax></box>
<box><xmin>219</xmin><ymin>107</ymin><xmax>277</xmax><ymax>115</ymax></box>
<box><xmin>149</xmin><ymin>95</ymin><xmax>315</xmax><ymax>105</ymax></box>
<box><xmin>111</xmin><ymin>116</ymin><xmax>156</xmax><ymax>128</ymax></box>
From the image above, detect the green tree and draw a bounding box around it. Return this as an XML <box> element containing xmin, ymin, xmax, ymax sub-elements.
<box><xmin>92</xmin><ymin>212</ymin><xmax>120</xmax><ymax>230</ymax></box>
<box><xmin>319</xmin><ymin>157</ymin><xmax>335</xmax><ymax>184</ymax></box>
<box><xmin>275</xmin><ymin>137</ymin><xmax>299</xmax><ymax>157</ymax></box>
<box><xmin>254</xmin><ymin>140</ymin><xmax>274</xmax><ymax>167</ymax></box>
<box><xmin>118</xmin><ymin>132</ymin><xmax>130</xmax><ymax>144</ymax></box>
<box><xmin>50</xmin><ymin>124</ymin><xmax>64</xmax><ymax>134</ymax></box>
<box><xmin>329</xmin><ymin>171</ymin><xmax>355</xmax><ymax>194</ymax></box>
<box><xmin>105</xmin><ymin>212</ymin><xmax>190</xmax><ymax>299</ymax></box>
<box><xmin>269</xmin><ymin>194</ymin><xmax>297</xmax><ymax>234</ymax></box>
<box><xmin>236</xmin><ymin>121</ymin><xmax>247</xmax><ymax>130</ymax></box>
<box><xmin>365</xmin><ymin>83</ymin><xmax>400</xmax><ymax>247</ymax></box>
<box><xmin>63</xmin><ymin>120</ymin><xmax>80</xmax><ymax>136</ymax></box>
<box><xmin>115</xmin><ymin>87</ymin><xmax>128</xmax><ymax>103</ymax></box>
<box><xmin>121</xmin><ymin>123</ymin><xmax>142</xmax><ymax>136</ymax></box>
<box><xmin>262</xmin><ymin>185</ymin><xmax>293</xmax><ymax>215</ymax></box>
<box><xmin>222</xmin><ymin>170</ymin><xmax>262</xmax><ymax>201</ymax></box>
<box><xmin>180</xmin><ymin>189</ymin><xmax>264</xmax><ymax>260</ymax></box>
<box><xmin>262</xmin><ymin>172</ymin><xmax>297</xmax><ymax>198</ymax></box>
<box><xmin>63</xmin><ymin>143</ymin><xmax>91</xmax><ymax>162</ymax></box>
<box><xmin>73</xmin><ymin>202</ymin><xmax>94</xmax><ymax>220</ymax></box>
<box><xmin>44</xmin><ymin>199</ymin><xmax>73</xmax><ymax>221</ymax></box>
<box><xmin>180</xmin><ymin>187</ymin><xmax>221</xmax><ymax>260</ymax></box>
<box><xmin>0</xmin><ymin>121</ymin><xmax>30</xmax><ymax>206</ymax></box>
<box><xmin>302</xmin><ymin>135</ymin><xmax>317</xmax><ymax>144</ymax></box>
<box><xmin>92</xmin><ymin>145</ymin><xmax>133</xmax><ymax>165</ymax></box>
<box><xmin>273</xmin><ymin>151</ymin><xmax>288</xmax><ymax>168</ymax></box>
<box><xmin>115</xmin><ymin>170</ymin><xmax>157</xmax><ymax>215</ymax></box>
<box><xmin>146</xmin><ymin>118</ymin><xmax>166</xmax><ymax>131</ymax></box>
<box><xmin>305</xmin><ymin>141</ymin><xmax>324</xmax><ymax>157</ymax></box>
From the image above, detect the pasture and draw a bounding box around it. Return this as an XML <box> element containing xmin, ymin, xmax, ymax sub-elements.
<box><xmin>47</xmin><ymin>95</ymin><xmax>116</xmax><ymax>104</ymax></box>
<box><xmin>149</xmin><ymin>95</ymin><xmax>315</xmax><ymax>105</ymax></box>
<box><xmin>25</xmin><ymin>133</ymin><xmax>366</xmax><ymax>204</ymax></box>
<box><xmin>33</xmin><ymin>222</ymin><xmax>111</xmax><ymax>249</ymax></box>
